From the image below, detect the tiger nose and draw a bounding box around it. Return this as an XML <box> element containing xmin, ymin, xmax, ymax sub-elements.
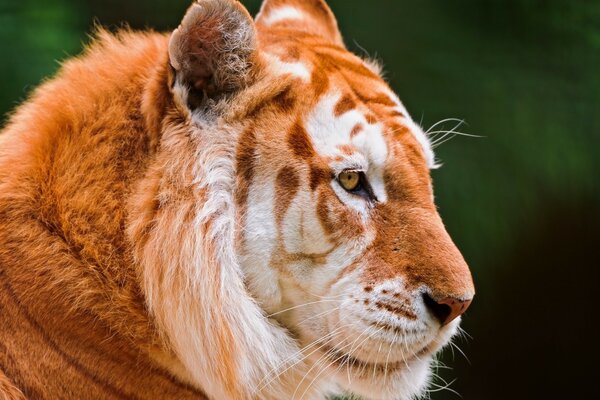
<box><xmin>423</xmin><ymin>294</ymin><xmax>473</xmax><ymax>326</ymax></box>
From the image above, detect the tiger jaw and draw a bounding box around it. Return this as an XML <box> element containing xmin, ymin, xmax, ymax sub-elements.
<box><xmin>271</xmin><ymin>279</ymin><xmax>461</xmax><ymax>400</ymax></box>
<box><xmin>278</xmin><ymin>324</ymin><xmax>457</xmax><ymax>400</ymax></box>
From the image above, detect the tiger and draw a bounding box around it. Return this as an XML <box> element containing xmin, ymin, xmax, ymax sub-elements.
<box><xmin>0</xmin><ymin>0</ymin><xmax>475</xmax><ymax>399</ymax></box>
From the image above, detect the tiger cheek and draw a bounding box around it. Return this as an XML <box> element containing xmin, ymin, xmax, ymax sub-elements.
<box><xmin>316</xmin><ymin>188</ymin><xmax>365</xmax><ymax>241</ymax></box>
<box><xmin>316</xmin><ymin>190</ymin><xmax>337</xmax><ymax>236</ymax></box>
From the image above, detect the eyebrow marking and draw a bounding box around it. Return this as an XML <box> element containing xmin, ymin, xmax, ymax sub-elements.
<box><xmin>275</xmin><ymin>165</ymin><xmax>300</xmax><ymax>225</ymax></box>
<box><xmin>361</xmin><ymin>93</ymin><xmax>397</xmax><ymax>107</ymax></box>
<box><xmin>337</xmin><ymin>144</ymin><xmax>356</xmax><ymax>156</ymax></box>
<box><xmin>350</xmin><ymin>123</ymin><xmax>364</xmax><ymax>137</ymax></box>
<box><xmin>309</xmin><ymin>164</ymin><xmax>331</xmax><ymax>191</ymax></box>
<box><xmin>288</xmin><ymin>122</ymin><xmax>315</xmax><ymax>160</ymax></box>
<box><xmin>310</xmin><ymin>68</ymin><xmax>331</xmax><ymax>97</ymax></box>
<box><xmin>334</xmin><ymin>94</ymin><xmax>357</xmax><ymax>117</ymax></box>
<box><xmin>365</xmin><ymin>114</ymin><xmax>377</xmax><ymax>124</ymax></box>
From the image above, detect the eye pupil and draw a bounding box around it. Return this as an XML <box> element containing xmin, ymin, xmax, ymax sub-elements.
<box><xmin>336</xmin><ymin>170</ymin><xmax>377</xmax><ymax>202</ymax></box>
<box><xmin>339</xmin><ymin>171</ymin><xmax>360</xmax><ymax>191</ymax></box>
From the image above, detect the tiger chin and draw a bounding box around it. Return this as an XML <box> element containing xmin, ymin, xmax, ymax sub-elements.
<box><xmin>0</xmin><ymin>1</ymin><xmax>474</xmax><ymax>399</ymax></box>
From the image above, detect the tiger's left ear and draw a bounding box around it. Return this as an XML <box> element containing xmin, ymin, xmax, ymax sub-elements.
<box><xmin>169</xmin><ymin>0</ymin><xmax>259</xmax><ymax>108</ymax></box>
<box><xmin>255</xmin><ymin>0</ymin><xmax>344</xmax><ymax>47</ymax></box>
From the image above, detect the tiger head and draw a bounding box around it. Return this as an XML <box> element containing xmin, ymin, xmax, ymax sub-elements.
<box><xmin>149</xmin><ymin>0</ymin><xmax>475</xmax><ymax>399</ymax></box>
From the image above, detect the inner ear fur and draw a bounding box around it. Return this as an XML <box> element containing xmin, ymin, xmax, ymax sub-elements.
<box><xmin>169</xmin><ymin>0</ymin><xmax>258</xmax><ymax>102</ymax></box>
<box><xmin>256</xmin><ymin>0</ymin><xmax>344</xmax><ymax>47</ymax></box>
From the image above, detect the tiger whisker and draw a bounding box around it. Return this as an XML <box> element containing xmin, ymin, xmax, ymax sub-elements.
<box><xmin>426</xmin><ymin>377</ymin><xmax>460</xmax><ymax>397</ymax></box>
<box><xmin>425</xmin><ymin>118</ymin><xmax>465</xmax><ymax>134</ymax></box>
<box><xmin>258</xmin><ymin>330</ymin><xmax>343</xmax><ymax>391</ymax></box>
<box><xmin>449</xmin><ymin>341</ymin><xmax>471</xmax><ymax>364</ymax></box>
<box><xmin>428</xmin><ymin>130</ymin><xmax>483</xmax><ymax>139</ymax></box>
<box><xmin>306</xmin><ymin>289</ymin><xmax>351</xmax><ymax>300</ymax></box>
<box><xmin>382</xmin><ymin>330</ymin><xmax>398</xmax><ymax>385</ymax></box>
<box><xmin>456</xmin><ymin>325</ymin><xmax>473</xmax><ymax>341</ymax></box>
<box><xmin>291</xmin><ymin>332</ymin><xmax>352</xmax><ymax>400</ymax></box>
<box><xmin>257</xmin><ymin>322</ymin><xmax>353</xmax><ymax>392</ymax></box>
<box><xmin>294</xmin><ymin>320</ymin><xmax>381</xmax><ymax>399</ymax></box>
<box><xmin>429</xmin><ymin>120</ymin><xmax>465</xmax><ymax>145</ymax></box>
<box><xmin>372</xmin><ymin>333</ymin><xmax>385</xmax><ymax>381</ymax></box>
<box><xmin>344</xmin><ymin>315</ymin><xmax>387</xmax><ymax>385</ymax></box>
<box><xmin>293</xmin><ymin>305</ymin><xmax>341</xmax><ymax>327</ymax></box>
<box><xmin>300</xmin><ymin>323</ymin><xmax>386</xmax><ymax>400</ymax></box>
<box><xmin>266</xmin><ymin>299</ymin><xmax>344</xmax><ymax>317</ymax></box>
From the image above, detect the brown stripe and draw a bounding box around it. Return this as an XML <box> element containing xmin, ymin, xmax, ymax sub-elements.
<box><xmin>310</xmin><ymin>67</ymin><xmax>330</xmax><ymax>97</ymax></box>
<box><xmin>354</xmin><ymin>92</ymin><xmax>397</xmax><ymax>108</ymax></box>
<box><xmin>361</xmin><ymin>318</ymin><xmax>413</xmax><ymax>335</ymax></box>
<box><xmin>275</xmin><ymin>166</ymin><xmax>300</xmax><ymax>226</ymax></box>
<box><xmin>288</xmin><ymin>122</ymin><xmax>315</xmax><ymax>160</ymax></box>
<box><xmin>350</xmin><ymin>123</ymin><xmax>364</xmax><ymax>137</ymax></box>
<box><xmin>235</xmin><ymin>126</ymin><xmax>258</xmax><ymax>208</ymax></box>
<box><xmin>324</xmin><ymin>258</ymin><xmax>362</xmax><ymax>289</ymax></box>
<box><xmin>365</xmin><ymin>114</ymin><xmax>378</xmax><ymax>124</ymax></box>
<box><xmin>281</xmin><ymin>45</ymin><xmax>301</xmax><ymax>62</ymax></box>
<box><xmin>316</xmin><ymin>190</ymin><xmax>336</xmax><ymax>235</ymax></box>
<box><xmin>0</xmin><ymin>269</ymin><xmax>137</xmax><ymax>400</ymax></box>
<box><xmin>374</xmin><ymin>301</ymin><xmax>417</xmax><ymax>320</ymax></box>
<box><xmin>271</xmin><ymin>86</ymin><xmax>296</xmax><ymax>112</ymax></box>
<box><xmin>342</xmin><ymin>81</ymin><xmax>397</xmax><ymax>111</ymax></box>
<box><xmin>246</xmin><ymin>85</ymin><xmax>296</xmax><ymax>117</ymax></box>
<box><xmin>337</xmin><ymin>144</ymin><xmax>355</xmax><ymax>156</ymax></box>
<box><xmin>387</xmin><ymin>122</ymin><xmax>410</xmax><ymax>137</ymax></box>
<box><xmin>309</xmin><ymin>164</ymin><xmax>331</xmax><ymax>191</ymax></box>
<box><xmin>315</xmin><ymin>49</ymin><xmax>381</xmax><ymax>81</ymax></box>
<box><xmin>334</xmin><ymin>94</ymin><xmax>356</xmax><ymax>117</ymax></box>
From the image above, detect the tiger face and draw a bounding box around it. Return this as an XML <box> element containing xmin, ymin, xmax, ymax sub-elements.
<box><xmin>164</xmin><ymin>0</ymin><xmax>474</xmax><ymax>399</ymax></box>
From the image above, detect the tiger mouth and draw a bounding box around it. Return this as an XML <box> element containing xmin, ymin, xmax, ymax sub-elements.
<box><xmin>318</xmin><ymin>342</ymin><xmax>432</xmax><ymax>376</ymax></box>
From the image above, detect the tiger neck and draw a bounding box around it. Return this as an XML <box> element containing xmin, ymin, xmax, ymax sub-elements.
<box><xmin>0</xmin><ymin>264</ymin><xmax>205</xmax><ymax>399</ymax></box>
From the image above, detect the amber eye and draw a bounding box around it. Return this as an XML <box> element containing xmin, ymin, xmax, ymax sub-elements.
<box><xmin>338</xmin><ymin>171</ymin><xmax>361</xmax><ymax>191</ymax></box>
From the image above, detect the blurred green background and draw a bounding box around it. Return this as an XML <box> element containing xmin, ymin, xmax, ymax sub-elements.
<box><xmin>1</xmin><ymin>0</ymin><xmax>598</xmax><ymax>399</ymax></box>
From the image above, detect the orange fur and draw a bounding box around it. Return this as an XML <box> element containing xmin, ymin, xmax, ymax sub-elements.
<box><xmin>0</xmin><ymin>1</ymin><xmax>473</xmax><ymax>398</ymax></box>
<box><xmin>0</xmin><ymin>29</ymin><xmax>206</xmax><ymax>399</ymax></box>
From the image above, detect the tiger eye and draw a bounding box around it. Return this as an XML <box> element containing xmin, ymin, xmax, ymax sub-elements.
<box><xmin>339</xmin><ymin>171</ymin><xmax>360</xmax><ymax>191</ymax></box>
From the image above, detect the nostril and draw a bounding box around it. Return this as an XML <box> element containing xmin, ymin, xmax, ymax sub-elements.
<box><xmin>423</xmin><ymin>293</ymin><xmax>472</xmax><ymax>326</ymax></box>
<box><xmin>423</xmin><ymin>293</ymin><xmax>452</xmax><ymax>325</ymax></box>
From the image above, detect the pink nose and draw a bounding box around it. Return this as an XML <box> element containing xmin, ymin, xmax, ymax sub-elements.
<box><xmin>424</xmin><ymin>294</ymin><xmax>473</xmax><ymax>326</ymax></box>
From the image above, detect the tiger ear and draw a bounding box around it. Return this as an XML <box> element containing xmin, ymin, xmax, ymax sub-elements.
<box><xmin>255</xmin><ymin>0</ymin><xmax>344</xmax><ymax>46</ymax></box>
<box><xmin>169</xmin><ymin>0</ymin><xmax>258</xmax><ymax>108</ymax></box>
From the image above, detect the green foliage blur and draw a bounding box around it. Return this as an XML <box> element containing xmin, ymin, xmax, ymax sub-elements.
<box><xmin>1</xmin><ymin>0</ymin><xmax>599</xmax><ymax>399</ymax></box>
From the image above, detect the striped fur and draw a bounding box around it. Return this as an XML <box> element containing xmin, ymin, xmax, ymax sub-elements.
<box><xmin>0</xmin><ymin>1</ymin><xmax>474</xmax><ymax>399</ymax></box>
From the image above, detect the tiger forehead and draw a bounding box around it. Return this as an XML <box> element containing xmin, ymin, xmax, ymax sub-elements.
<box><xmin>235</xmin><ymin>36</ymin><xmax>434</xmax><ymax>173</ymax></box>
<box><xmin>263</xmin><ymin>40</ymin><xmax>391</xmax><ymax>93</ymax></box>
<box><xmin>253</xmin><ymin>45</ymin><xmax>403</xmax><ymax>118</ymax></box>
<box><xmin>264</xmin><ymin>50</ymin><xmax>409</xmax><ymax>138</ymax></box>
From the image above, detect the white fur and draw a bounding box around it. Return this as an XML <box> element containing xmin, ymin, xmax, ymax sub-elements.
<box><xmin>259</xmin><ymin>6</ymin><xmax>305</xmax><ymax>26</ymax></box>
<box><xmin>137</xmin><ymin>116</ymin><xmax>308</xmax><ymax>399</ymax></box>
<box><xmin>305</xmin><ymin>92</ymin><xmax>389</xmax><ymax>207</ymax></box>
<box><xmin>385</xmin><ymin>90</ymin><xmax>437</xmax><ymax>169</ymax></box>
<box><xmin>186</xmin><ymin>123</ymin><xmax>298</xmax><ymax>398</ymax></box>
<box><xmin>265</xmin><ymin>53</ymin><xmax>312</xmax><ymax>82</ymax></box>
<box><xmin>282</xmin><ymin>191</ymin><xmax>334</xmax><ymax>255</ymax></box>
<box><xmin>240</xmin><ymin>172</ymin><xmax>282</xmax><ymax>313</ymax></box>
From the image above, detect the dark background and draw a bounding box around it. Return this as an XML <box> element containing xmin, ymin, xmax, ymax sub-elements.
<box><xmin>1</xmin><ymin>0</ymin><xmax>599</xmax><ymax>399</ymax></box>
